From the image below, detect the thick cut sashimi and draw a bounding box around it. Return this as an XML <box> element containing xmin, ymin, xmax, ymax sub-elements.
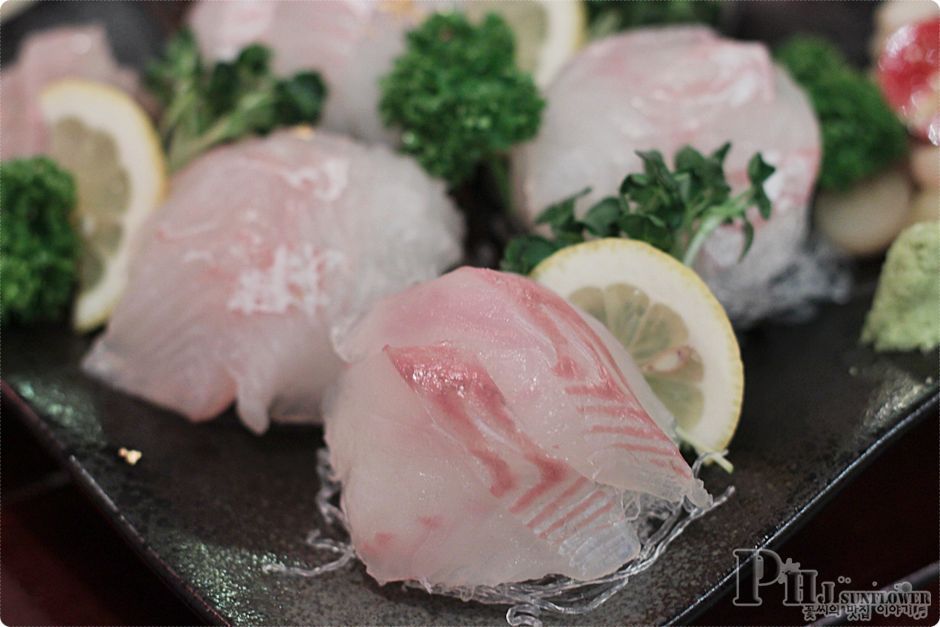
<box><xmin>325</xmin><ymin>267</ymin><xmax>708</xmax><ymax>586</ymax></box>
<box><xmin>513</xmin><ymin>27</ymin><xmax>821</xmax><ymax>321</ymax></box>
<box><xmin>1</xmin><ymin>26</ymin><xmax>143</xmax><ymax>160</ymax></box>
<box><xmin>187</xmin><ymin>0</ymin><xmax>422</xmax><ymax>145</ymax></box>
<box><xmin>83</xmin><ymin>129</ymin><xmax>463</xmax><ymax>433</ymax></box>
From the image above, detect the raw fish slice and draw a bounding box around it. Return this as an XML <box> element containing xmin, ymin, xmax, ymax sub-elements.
<box><xmin>325</xmin><ymin>267</ymin><xmax>707</xmax><ymax>586</ymax></box>
<box><xmin>187</xmin><ymin>0</ymin><xmax>423</xmax><ymax>145</ymax></box>
<box><xmin>326</xmin><ymin>350</ymin><xmax>580</xmax><ymax>586</ymax></box>
<box><xmin>330</xmin><ymin>347</ymin><xmax>640</xmax><ymax>586</ymax></box>
<box><xmin>387</xmin><ymin>344</ymin><xmax>643</xmax><ymax>577</ymax></box>
<box><xmin>336</xmin><ymin>268</ymin><xmax>689</xmax><ymax>493</ymax></box>
<box><xmin>83</xmin><ymin>130</ymin><xmax>462</xmax><ymax>433</ymax></box>
<box><xmin>1</xmin><ymin>26</ymin><xmax>143</xmax><ymax>159</ymax></box>
<box><xmin>513</xmin><ymin>26</ymin><xmax>821</xmax><ymax>320</ymax></box>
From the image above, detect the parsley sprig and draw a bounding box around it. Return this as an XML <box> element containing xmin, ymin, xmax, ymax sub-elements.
<box><xmin>379</xmin><ymin>13</ymin><xmax>544</xmax><ymax>188</ymax></box>
<box><xmin>147</xmin><ymin>30</ymin><xmax>327</xmax><ymax>172</ymax></box>
<box><xmin>0</xmin><ymin>157</ymin><xmax>79</xmax><ymax>324</ymax></box>
<box><xmin>501</xmin><ymin>144</ymin><xmax>775</xmax><ymax>274</ymax></box>
<box><xmin>775</xmin><ymin>36</ymin><xmax>908</xmax><ymax>191</ymax></box>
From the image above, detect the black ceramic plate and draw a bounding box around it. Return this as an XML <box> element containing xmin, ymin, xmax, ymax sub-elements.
<box><xmin>2</xmin><ymin>2</ymin><xmax>938</xmax><ymax>625</ymax></box>
<box><xmin>4</xmin><ymin>290</ymin><xmax>937</xmax><ymax>625</ymax></box>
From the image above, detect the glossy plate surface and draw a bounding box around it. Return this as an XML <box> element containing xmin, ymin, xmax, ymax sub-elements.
<box><xmin>2</xmin><ymin>2</ymin><xmax>937</xmax><ymax>625</ymax></box>
<box><xmin>5</xmin><ymin>288</ymin><xmax>936</xmax><ymax>625</ymax></box>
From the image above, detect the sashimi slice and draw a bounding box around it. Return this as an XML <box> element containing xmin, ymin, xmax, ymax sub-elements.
<box><xmin>83</xmin><ymin>129</ymin><xmax>463</xmax><ymax>433</ymax></box>
<box><xmin>1</xmin><ymin>26</ymin><xmax>144</xmax><ymax>160</ymax></box>
<box><xmin>513</xmin><ymin>26</ymin><xmax>821</xmax><ymax>321</ymax></box>
<box><xmin>325</xmin><ymin>267</ymin><xmax>708</xmax><ymax>586</ymax></box>
<box><xmin>187</xmin><ymin>0</ymin><xmax>423</xmax><ymax>145</ymax></box>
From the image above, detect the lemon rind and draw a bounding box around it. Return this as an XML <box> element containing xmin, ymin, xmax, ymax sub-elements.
<box><xmin>531</xmin><ymin>238</ymin><xmax>743</xmax><ymax>454</ymax></box>
<box><xmin>39</xmin><ymin>79</ymin><xmax>167</xmax><ymax>332</ymax></box>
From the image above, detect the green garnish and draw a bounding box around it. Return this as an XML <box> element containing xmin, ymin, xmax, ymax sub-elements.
<box><xmin>501</xmin><ymin>144</ymin><xmax>774</xmax><ymax>274</ymax></box>
<box><xmin>586</xmin><ymin>0</ymin><xmax>721</xmax><ymax>38</ymax></box>
<box><xmin>1</xmin><ymin>157</ymin><xmax>79</xmax><ymax>324</ymax></box>
<box><xmin>775</xmin><ymin>36</ymin><xmax>908</xmax><ymax>192</ymax></box>
<box><xmin>861</xmin><ymin>222</ymin><xmax>940</xmax><ymax>353</ymax></box>
<box><xmin>146</xmin><ymin>29</ymin><xmax>327</xmax><ymax>172</ymax></box>
<box><xmin>379</xmin><ymin>12</ymin><xmax>544</xmax><ymax>188</ymax></box>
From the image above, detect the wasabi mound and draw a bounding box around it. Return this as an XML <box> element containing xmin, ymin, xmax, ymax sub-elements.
<box><xmin>862</xmin><ymin>222</ymin><xmax>940</xmax><ymax>352</ymax></box>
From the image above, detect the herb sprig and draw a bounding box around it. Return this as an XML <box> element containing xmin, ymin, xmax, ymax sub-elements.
<box><xmin>146</xmin><ymin>30</ymin><xmax>327</xmax><ymax>172</ymax></box>
<box><xmin>587</xmin><ymin>0</ymin><xmax>721</xmax><ymax>39</ymax></box>
<box><xmin>501</xmin><ymin>144</ymin><xmax>775</xmax><ymax>274</ymax></box>
<box><xmin>379</xmin><ymin>13</ymin><xmax>544</xmax><ymax>188</ymax></box>
<box><xmin>1</xmin><ymin>157</ymin><xmax>79</xmax><ymax>324</ymax></box>
<box><xmin>775</xmin><ymin>36</ymin><xmax>907</xmax><ymax>191</ymax></box>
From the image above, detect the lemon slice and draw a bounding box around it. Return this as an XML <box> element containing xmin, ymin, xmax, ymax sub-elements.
<box><xmin>460</xmin><ymin>0</ymin><xmax>587</xmax><ymax>86</ymax></box>
<box><xmin>531</xmin><ymin>238</ymin><xmax>743</xmax><ymax>470</ymax></box>
<box><xmin>39</xmin><ymin>79</ymin><xmax>166</xmax><ymax>332</ymax></box>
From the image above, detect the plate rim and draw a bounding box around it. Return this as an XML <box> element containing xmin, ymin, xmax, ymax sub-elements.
<box><xmin>1</xmin><ymin>379</ymin><xmax>228</xmax><ymax>626</ymax></box>
<box><xmin>671</xmin><ymin>388</ymin><xmax>939</xmax><ymax>624</ymax></box>
<box><xmin>4</xmin><ymin>378</ymin><xmax>937</xmax><ymax>626</ymax></box>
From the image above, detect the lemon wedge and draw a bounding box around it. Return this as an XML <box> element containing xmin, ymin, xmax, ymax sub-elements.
<box><xmin>39</xmin><ymin>79</ymin><xmax>166</xmax><ymax>332</ymax></box>
<box><xmin>460</xmin><ymin>0</ymin><xmax>587</xmax><ymax>86</ymax></box>
<box><xmin>531</xmin><ymin>238</ymin><xmax>743</xmax><ymax>470</ymax></box>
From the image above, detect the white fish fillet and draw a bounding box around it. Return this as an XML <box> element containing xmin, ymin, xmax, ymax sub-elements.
<box><xmin>187</xmin><ymin>0</ymin><xmax>425</xmax><ymax>145</ymax></box>
<box><xmin>513</xmin><ymin>27</ymin><xmax>821</xmax><ymax>320</ymax></box>
<box><xmin>325</xmin><ymin>267</ymin><xmax>709</xmax><ymax>587</ymax></box>
<box><xmin>0</xmin><ymin>26</ymin><xmax>143</xmax><ymax>160</ymax></box>
<box><xmin>82</xmin><ymin>130</ymin><xmax>463</xmax><ymax>433</ymax></box>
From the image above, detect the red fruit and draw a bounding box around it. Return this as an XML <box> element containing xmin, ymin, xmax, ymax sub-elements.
<box><xmin>877</xmin><ymin>17</ymin><xmax>940</xmax><ymax>145</ymax></box>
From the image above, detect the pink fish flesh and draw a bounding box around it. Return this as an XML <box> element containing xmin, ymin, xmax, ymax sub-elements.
<box><xmin>1</xmin><ymin>26</ymin><xmax>143</xmax><ymax>160</ymax></box>
<box><xmin>187</xmin><ymin>0</ymin><xmax>424</xmax><ymax>145</ymax></box>
<box><xmin>325</xmin><ymin>267</ymin><xmax>708</xmax><ymax>587</ymax></box>
<box><xmin>82</xmin><ymin>130</ymin><xmax>463</xmax><ymax>433</ymax></box>
<box><xmin>513</xmin><ymin>27</ymin><xmax>821</xmax><ymax>320</ymax></box>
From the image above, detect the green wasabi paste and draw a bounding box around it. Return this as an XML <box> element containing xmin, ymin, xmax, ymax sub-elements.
<box><xmin>862</xmin><ymin>221</ymin><xmax>940</xmax><ymax>352</ymax></box>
